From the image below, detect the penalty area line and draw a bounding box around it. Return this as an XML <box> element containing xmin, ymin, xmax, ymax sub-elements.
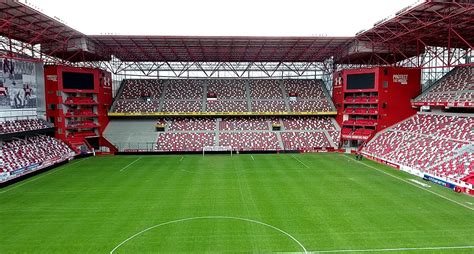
<box><xmin>343</xmin><ymin>155</ymin><xmax>474</xmax><ymax>212</ymax></box>
<box><xmin>309</xmin><ymin>245</ymin><xmax>474</xmax><ymax>253</ymax></box>
<box><xmin>291</xmin><ymin>155</ymin><xmax>309</xmax><ymax>169</ymax></box>
<box><xmin>119</xmin><ymin>156</ymin><xmax>143</xmax><ymax>172</ymax></box>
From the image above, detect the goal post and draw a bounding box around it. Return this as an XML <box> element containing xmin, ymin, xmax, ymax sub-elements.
<box><xmin>202</xmin><ymin>146</ymin><xmax>233</xmax><ymax>156</ymax></box>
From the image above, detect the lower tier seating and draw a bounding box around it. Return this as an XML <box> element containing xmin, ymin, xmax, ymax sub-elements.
<box><xmin>363</xmin><ymin>113</ymin><xmax>473</xmax><ymax>184</ymax></box>
<box><xmin>2</xmin><ymin>135</ymin><xmax>74</xmax><ymax>177</ymax></box>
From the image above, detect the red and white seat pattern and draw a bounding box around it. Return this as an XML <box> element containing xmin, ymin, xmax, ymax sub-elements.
<box><xmin>283</xmin><ymin>80</ymin><xmax>325</xmax><ymax>99</ymax></box>
<box><xmin>413</xmin><ymin>66</ymin><xmax>473</xmax><ymax>107</ymax></box>
<box><xmin>392</xmin><ymin>114</ymin><xmax>473</xmax><ymax>141</ymax></box>
<box><xmin>206</xmin><ymin>100</ymin><xmax>248</xmax><ymax>112</ymax></box>
<box><xmin>431</xmin><ymin>152</ymin><xmax>474</xmax><ymax>180</ymax></box>
<box><xmin>220</xmin><ymin>117</ymin><xmax>270</xmax><ymax>130</ymax></box>
<box><xmin>162</xmin><ymin>100</ymin><xmax>202</xmax><ymax>112</ymax></box>
<box><xmin>156</xmin><ymin>133</ymin><xmax>215</xmax><ymax>152</ymax></box>
<box><xmin>282</xmin><ymin>116</ymin><xmax>336</xmax><ymax>130</ymax></box>
<box><xmin>120</xmin><ymin>79</ymin><xmax>163</xmax><ymax>99</ymax></box>
<box><xmin>208</xmin><ymin>80</ymin><xmax>246</xmax><ymax>99</ymax></box>
<box><xmin>281</xmin><ymin>132</ymin><xmax>332</xmax><ymax>150</ymax></box>
<box><xmin>2</xmin><ymin>135</ymin><xmax>73</xmax><ymax>173</ymax></box>
<box><xmin>363</xmin><ymin>113</ymin><xmax>473</xmax><ymax>182</ymax></box>
<box><xmin>249</xmin><ymin>80</ymin><xmax>283</xmax><ymax>99</ymax></box>
<box><xmin>149</xmin><ymin>116</ymin><xmax>339</xmax><ymax>152</ymax></box>
<box><xmin>0</xmin><ymin>119</ymin><xmax>50</xmax><ymax>134</ymax></box>
<box><xmin>113</xmin><ymin>100</ymin><xmax>159</xmax><ymax>113</ymax></box>
<box><xmin>288</xmin><ymin>100</ymin><xmax>333</xmax><ymax>112</ymax></box>
<box><xmin>251</xmin><ymin>100</ymin><xmax>286</xmax><ymax>112</ymax></box>
<box><xmin>112</xmin><ymin>78</ymin><xmax>335</xmax><ymax>113</ymax></box>
<box><xmin>219</xmin><ymin>132</ymin><xmax>280</xmax><ymax>151</ymax></box>
<box><xmin>166</xmin><ymin>118</ymin><xmax>216</xmax><ymax>131</ymax></box>
<box><xmin>165</xmin><ymin>80</ymin><xmax>203</xmax><ymax>99</ymax></box>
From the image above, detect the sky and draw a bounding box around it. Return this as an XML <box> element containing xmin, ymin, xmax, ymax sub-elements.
<box><xmin>22</xmin><ymin>0</ymin><xmax>418</xmax><ymax>37</ymax></box>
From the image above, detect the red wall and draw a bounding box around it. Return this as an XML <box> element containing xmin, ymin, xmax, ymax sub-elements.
<box><xmin>377</xmin><ymin>67</ymin><xmax>421</xmax><ymax>130</ymax></box>
<box><xmin>44</xmin><ymin>65</ymin><xmax>112</xmax><ymax>142</ymax></box>
<box><xmin>332</xmin><ymin>66</ymin><xmax>421</xmax><ymax>134</ymax></box>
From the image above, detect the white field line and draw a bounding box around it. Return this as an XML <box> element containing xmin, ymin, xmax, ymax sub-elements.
<box><xmin>180</xmin><ymin>156</ymin><xmax>184</xmax><ymax>161</ymax></box>
<box><xmin>291</xmin><ymin>155</ymin><xmax>310</xmax><ymax>169</ymax></box>
<box><xmin>110</xmin><ymin>216</ymin><xmax>308</xmax><ymax>254</ymax></box>
<box><xmin>0</xmin><ymin>157</ymin><xmax>91</xmax><ymax>194</ymax></box>
<box><xmin>251</xmin><ymin>155</ymin><xmax>255</xmax><ymax>161</ymax></box>
<box><xmin>344</xmin><ymin>155</ymin><xmax>474</xmax><ymax>212</ymax></box>
<box><xmin>309</xmin><ymin>245</ymin><xmax>474</xmax><ymax>253</ymax></box>
<box><xmin>119</xmin><ymin>157</ymin><xmax>143</xmax><ymax>172</ymax></box>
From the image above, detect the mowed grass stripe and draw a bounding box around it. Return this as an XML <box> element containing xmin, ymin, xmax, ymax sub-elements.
<box><xmin>0</xmin><ymin>153</ymin><xmax>473</xmax><ymax>253</ymax></box>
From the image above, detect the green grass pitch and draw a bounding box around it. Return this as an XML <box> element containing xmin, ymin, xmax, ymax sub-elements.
<box><xmin>1</xmin><ymin>153</ymin><xmax>473</xmax><ymax>253</ymax></box>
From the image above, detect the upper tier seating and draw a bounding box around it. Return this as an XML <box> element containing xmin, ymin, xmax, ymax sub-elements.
<box><xmin>165</xmin><ymin>80</ymin><xmax>203</xmax><ymax>99</ymax></box>
<box><xmin>363</xmin><ymin>113</ymin><xmax>473</xmax><ymax>183</ymax></box>
<box><xmin>2</xmin><ymin>135</ymin><xmax>73</xmax><ymax>173</ymax></box>
<box><xmin>113</xmin><ymin>100</ymin><xmax>159</xmax><ymax>113</ymax></box>
<box><xmin>413</xmin><ymin>66</ymin><xmax>473</xmax><ymax>107</ymax></box>
<box><xmin>288</xmin><ymin>100</ymin><xmax>333</xmax><ymax>112</ymax></box>
<box><xmin>111</xmin><ymin>78</ymin><xmax>335</xmax><ymax>113</ymax></box>
<box><xmin>249</xmin><ymin>80</ymin><xmax>284</xmax><ymax>99</ymax></box>
<box><xmin>0</xmin><ymin>119</ymin><xmax>51</xmax><ymax>134</ymax></box>
<box><xmin>120</xmin><ymin>79</ymin><xmax>163</xmax><ymax>99</ymax></box>
<box><xmin>283</xmin><ymin>79</ymin><xmax>325</xmax><ymax>99</ymax></box>
<box><xmin>162</xmin><ymin>100</ymin><xmax>202</xmax><ymax>112</ymax></box>
<box><xmin>206</xmin><ymin>100</ymin><xmax>248</xmax><ymax>112</ymax></box>
<box><xmin>251</xmin><ymin>100</ymin><xmax>286</xmax><ymax>112</ymax></box>
<box><xmin>207</xmin><ymin>79</ymin><xmax>246</xmax><ymax>99</ymax></box>
<box><xmin>282</xmin><ymin>116</ymin><xmax>336</xmax><ymax>130</ymax></box>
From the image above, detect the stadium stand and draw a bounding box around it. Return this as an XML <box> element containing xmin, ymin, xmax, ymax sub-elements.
<box><xmin>251</xmin><ymin>100</ymin><xmax>287</xmax><ymax>112</ymax></box>
<box><xmin>0</xmin><ymin>119</ymin><xmax>51</xmax><ymax>134</ymax></box>
<box><xmin>162</xmin><ymin>100</ymin><xmax>202</xmax><ymax>112</ymax></box>
<box><xmin>119</xmin><ymin>79</ymin><xmax>163</xmax><ymax>99</ymax></box>
<box><xmin>110</xmin><ymin>79</ymin><xmax>335</xmax><ymax>113</ymax></box>
<box><xmin>105</xmin><ymin>116</ymin><xmax>339</xmax><ymax>152</ymax></box>
<box><xmin>113</xmin><ymin>100</ymin><xmax>160</xmax><ymax>113</ymax></box>
<box><xmin>413</xmin><ymin>66</ymin><xmax>473</xmax><ymax>107</ymax></box>
<box><xmin>165</xmin><ymin>79</ymin><xmax>203</xmax><ymax>99</ymax></box>
<box><xmin>249</xmin><ymin>80</ymin><xmax>284</xmax><ymax>99</ymax></box>
<box><xmin>206</xmin><ymin>100</ymin><xmax>248</xmax><ymax>112</ymax></box>
<box><xmin>2</xmin><ymin>135</ymin><xmax>74</xmax><ymax>175</ymax></box>
<box><xmin>363</xmin><ymin>113</ymin><xmax>473</xmax><ymax>183</ymax></box>
<box><xmin>156</xmin><ymin>133</ymin><xmax>215</xmax><ymax>152</ymax></box>
<box><xmin>207</xmin><ymin>79</ymin><xmax>246</xmax><ymax>99</ymax></box>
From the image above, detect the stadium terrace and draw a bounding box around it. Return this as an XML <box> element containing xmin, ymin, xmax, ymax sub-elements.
<box><xmin>0</xmin><ymin>0</ymin><xmax>473</xmax><ymax>253</ymax></box>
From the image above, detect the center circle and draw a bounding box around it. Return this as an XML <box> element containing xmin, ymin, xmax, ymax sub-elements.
<box><xmin>110</xmin><ymin>216</ymin><xmax>308</xmax><ymax>253</ymax></box>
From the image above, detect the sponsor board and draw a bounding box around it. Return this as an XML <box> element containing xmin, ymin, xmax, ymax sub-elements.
<box><xmin>0</xmin><ymin>172</ymin><xmax>9</xmax><ymax>182</ymax></box>
<box><xmin>423</xmin><ymin>174</ymin><xmax>456</xmax><ymax>189</ymax></box>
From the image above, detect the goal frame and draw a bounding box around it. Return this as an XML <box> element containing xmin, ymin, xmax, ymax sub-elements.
<box><xmin>202</xmin><ymin>146</ymin><xmax>233</xmax><ymax>156</ymax></box>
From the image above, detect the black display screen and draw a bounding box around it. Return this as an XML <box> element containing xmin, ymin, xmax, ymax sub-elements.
<box><xmin>346</xmin><ymin>73</ymin><xmax>375</xmax><ymax>90</ymax></box>
<box><xmin>62</xmin><ymin>72</ymin><xmax>95</xmax><ymax>90</ymax></box>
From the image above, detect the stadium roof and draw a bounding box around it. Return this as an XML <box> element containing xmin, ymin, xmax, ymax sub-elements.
<box><xmin>0</xmin><ymin>0</ymin><xmax>472</xmax><ymax>64</ymax></box>
<box><xmin>88</xmin><ymin>35</ymin><xmax>351</xmax><ymax>62</ymax></box>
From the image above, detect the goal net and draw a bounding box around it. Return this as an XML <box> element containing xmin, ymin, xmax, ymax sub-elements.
<box><xmin>202</xmin><ymin>146</ymin><xmax>233</xmax><ymax>156</ymax></box>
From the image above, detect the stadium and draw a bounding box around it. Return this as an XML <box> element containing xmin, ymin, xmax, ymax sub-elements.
<box><xmin>0</xmin><ymin>0</ymin><xmax>473</xmax><ymax>253</ymax></box>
